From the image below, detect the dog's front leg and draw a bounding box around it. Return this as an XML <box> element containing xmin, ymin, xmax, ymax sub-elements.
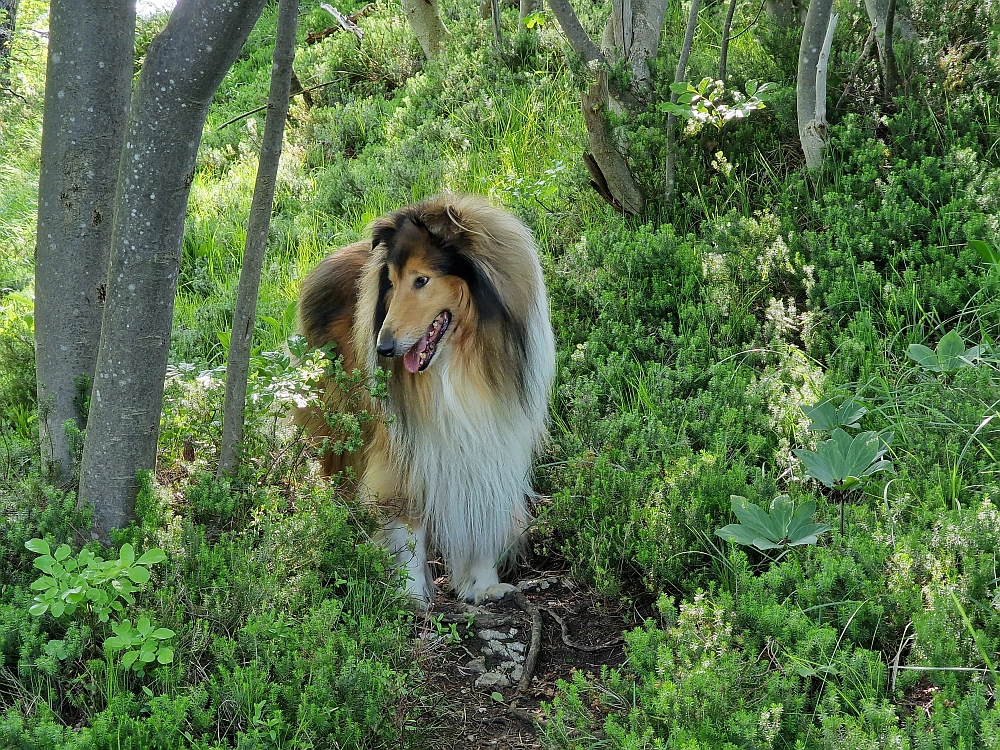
<box><xmin>382</xmin><ymin>514</ymin><xmax>435</xmax><ymax>608</ymax></box>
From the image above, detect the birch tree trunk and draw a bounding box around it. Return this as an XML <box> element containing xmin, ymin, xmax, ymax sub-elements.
<box><xmin>79</xmin><ymin>0</ymin><xmax>268</xmax><ymax>540</ymax></box>
<box><xmin>664</xmin><ymin>0</ymin><xmax>701</xmax><ymax>201</ymax></box>
<box><xmin>796</xmin><ymin>0</ymin><xmax>836</xmax><ymax>170</ymax></box>
<box><xmin>218</xmin><ymin>0</ymin><xmax>299</xmax><ymax>478</ymax></box>
<box><xmin>34</xmin><ymin>0</ymin><xmax>134</xmax><ymax>485</ymax></box>
<box><xmin>548</xmin><ymin>0</ymin><xmax>667</xmax><ymax>213</ymax></box>
<box><xmin>401</xmin><ymin>0</ymin><xmax>450</xmax><ymax>59</ymax></box>
<box><xmin>0</xmin><ymin>0</ymin><xmax>17</xmax><ymax>82</ymax></box>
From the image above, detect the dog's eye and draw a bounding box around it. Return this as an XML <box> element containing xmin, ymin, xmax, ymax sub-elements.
<box><xmin>414</xmin><ymin>276</ymin><xmax>429</xmax><ymax>289</ymax></box>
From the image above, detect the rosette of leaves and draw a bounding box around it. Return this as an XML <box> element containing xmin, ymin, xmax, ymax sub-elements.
<box><xmin>802</xmin><ymin>398</ymin><xmax>867</xmax><ymax>431</ymax></box>
<box><xmin>792</xmin><ymin>429</ymin><xmax>894</xmax><ymax>532</ymax></box>
<box><xmin>716</xmin><ymin>495</ymin><xmax>831</xmax><ymax>553</ymax></box>
<box><xmin>906</xmin><ymin>331</ymin><xmax>982</xmax><ymax>375</ymax></box>
<box><xmin>26</xmin><ymin>539</ymin><xmax>167</xmax><ymax>622</ymax></box>
<box><xmin>104</xmin><ymin>616</ymin><xmax>175</xmax><ymax>674</ymax></box>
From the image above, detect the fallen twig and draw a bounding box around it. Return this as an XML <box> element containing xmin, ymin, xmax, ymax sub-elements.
<box><xmin>215</xmin><ymin>77</ymin><xmax>346</xmax><ymax>130</ymax></box>
<box><xmin>513</xmin><ymin>591</ymin><xmax>542</xmax><ymax>693</ymax></box>
<box><xmin>320</xmin><ymin>3</ymin><xmax>364</xmax><ymax>41</ymax></box>
<box><xmin>541</xmin><ymin>606</ymin><xmax>624</xmax><ymax>652</ymax></box>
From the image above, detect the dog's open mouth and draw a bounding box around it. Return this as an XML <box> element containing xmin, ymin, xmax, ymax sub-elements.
<box><xmin>403</xmin><ymin>311</ymin><xmax>452</xmax><ymax>374</ymax></box>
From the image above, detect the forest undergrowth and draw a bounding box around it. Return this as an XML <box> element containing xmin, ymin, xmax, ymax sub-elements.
<box><xmin>2</xmin><ymin>0</ymin><xmax>1000</xmax><ymax>746</ymax></box>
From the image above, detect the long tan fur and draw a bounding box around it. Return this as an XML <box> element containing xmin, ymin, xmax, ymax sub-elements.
<box><xmin>295</xmin><ymin>195</ymin><xmax>555</xmax><ymax>605</ymax></box>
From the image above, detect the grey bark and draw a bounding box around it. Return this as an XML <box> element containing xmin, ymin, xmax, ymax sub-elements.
<box><xmin>401</xmin><ymin>0</ymin><xmax>450</xmax><ymax>59</ymax></box>
<box><xmin>796</xmin><ymin>0</ymin><xmax>836</xmax><ymax>170</ymax></box>
<box><xmin>519</xmin><ymin>0</ymin><xmax>541</xmax><ymax>22</ymax></box>
<box><xmin>599</xmin><ymin>0</ymin><xmax>667</xmax><ymax>95</ymax></box>
<box><xmin>863</xmin><ymin>0</ymin><xmax>915</xmax><ymax>73</ymax></box>
<box><xmin>79</xmin><ymin>0</ymin><xmax>268</xmax><ymax>541</ymax></box>
<box><xmin>218</xmin><ymin>0</ymin><xmax>299</xmax><ymax>478</ymax></box>
<box><xmin>718</xmin><ymin>0</ymin><xmax>738</xmax><ymax>82</ymax></box>
<box><xmin>34</xmin><ymin>0</ymin><xmax>134</xmax><ymax>485</ymax></box>
<box><xmin>881</xmin><ymin>0</ymin><xmax>899</xmax><ymax>96</ymax></box>
<box><xmin>764</xmin><ymin>0</ymin><xmax>796</xmax><ymax>29</ymax></box>
<box><xmin>581</xmin><ymin>76</ymin><xmax>643</xmax><ymax>214</ymax></box>
<box><xmin>664</xmin><ymin>0</ymin><xmax>700</xmax><ymax>202</ymax></box>
<box><xmin>548</xmin><ymin>0</ymin><xmax>665</xmax><ymax>212</ymax></box>
<box><xmin>0</xmin><ymin>0</ymin><xmax>17</xmax><ymax>82</ymax></box>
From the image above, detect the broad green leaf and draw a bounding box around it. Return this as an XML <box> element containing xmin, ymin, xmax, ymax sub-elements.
<box><xmin>751</xmin><ymin>537</ymin><xmax>784</xmax><ymax>551</ymax></box>
<box><xmin>33</xmin><ymin>556</ymin><xmax>54</xmax><ymax>574</ymax></box>
<box><xmin>803</xmin><ymin>401</ymin><xmax>838</xmax><ymax>431</ymax></box>
<box><xmin>136</xmin><ymin>617</ymin><xmax>152</xmax><ymax>636</ymax></box>
<box><xmin>140</xmin><ymin>649</ymin><xmax>157</xmax><ymax>663</ymax></box>
<box><xmin>907</xmin><ymin>343</ymin><xmax>940</xmax><ymax>370</ymax></box>
<box><xmin>127</xmin><ymin>566</ymin><xmax>150</xmax><ymax>584</ymax></box>
<box><xmin>844</xmin><ymin>431</ymin><xmax>880</xmax><ymax>477</ymax></box>
<box><xmin>30</xmin><ymin>576</ymin><xmax>54</xmax><ymax>591</ymax></box>
<box><xmin>970</xmin><ymin>238</ymin><xmax>1000</xmax><ymax>265</ymax></box>
<box><xmin>157</xmin><ymin>647</ymin><xmax>174</xmax><ymax>664</ymax></box>
<box><xmin>715</xmin><ymin>524</ymin><xmax>760</xmax><ymax>546</ymax></box>
<box><xmin>29</xmin><ymin>602</ymin><xmax>49</xmax><ymax>616</ymax></box>
<box><xmin>50</xmin><ymin>600</ymin><xmax>65</xmax><ymax>618</ymax></box>
<box><xmin>136</xmin><ymin>548</ymin><xmax>167</xmax><ymax>565</ymax></box>
<box><xmin>768</xmin><ymin>495</ymin><xmax>793</xmax><ymax>535</ymax></box>
<box><xmin>937</xmin><ymin>331</ymin><xmax>967</xmax><ymax>371</ymax></box>
<box><xmin>731</xmin><ymin>496</ymin><xmax>780</xmax><ymax>540</ymax></box>
<box><xmin>793</xmin><ymin>446</ymin><xmax>839</xmax><ymax>488</ymax></box>
<box><xmin>121</xmin><ymin>651</ymin><xmax>139</xmax><ymax>670</ymax></box>
<box><xmin>25</xmin><ymin>539</ymin><xmax>50</xmax><ymax>556</ymax></box>
<box><xmin>53</xmin><ymin>544</ymin><xmax>71</xmax><ymax>562</ymax></box>
<box><xmin>104</xmin><ymin>636</ymin><xmax>125</xmax><ymax>652</ymax></box>
<box><xmin>151</xmin><ymin>628</ymin><xmax>176</xmax><ymax>640</ymax></box>
<box><xmin>669</xmin><ymin>81</ymin><xmax>690</xmax><ymax>94</ymax></box>
<box><xmin>788</xmin><ymin>523</ymin><xmax>833</xmax><ymax>545</ymax></box>
<box><xmin>119</xmin><ymin>544</ymin><xmax>135</xmax><ymax>567</ymax></box>
<box><xmin>786</xmin><ymin>499</ymin><xmax>818</xmax><ymax>537</ymax></box>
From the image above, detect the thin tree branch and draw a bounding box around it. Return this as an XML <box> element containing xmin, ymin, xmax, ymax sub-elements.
<box><xmin>664</xmin><ymin>0</ymin><xmax>701</xmax><ymax>201</ymax></box>
<box><xmin>836</xmin><ymin>25</ymin><xmax>876</xmax><ymax>109</ymax></box>
<box><xmin>216</xmin><ymin>77</ymin><xmax>343</xmax><ymax>130</ymax></box>
<box><xmin>547</xmin><ymin>0</ymin><xmax>605</xmax><ymax>65</ymax></box>
<box><xmin>718</xmin><ymin>0</ymin><xmax>738</xmax><ymax>81</ymax></box>
<box><xmin>728</xmin><ymin>0</ymin><xmax>765</xmax><ymax>42</ymax></box>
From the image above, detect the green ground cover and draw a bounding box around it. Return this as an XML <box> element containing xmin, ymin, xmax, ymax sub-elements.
<box><xmin>2</xmin><ymin>0</ymin><xmax>1000</xmax><ymax>745</ymax></box>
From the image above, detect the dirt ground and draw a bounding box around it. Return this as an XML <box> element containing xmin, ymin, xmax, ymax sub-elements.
<box><xmin>412</xmin><ymin>556</ymin><xmax>646</xmax><ymax>750</ymax></box>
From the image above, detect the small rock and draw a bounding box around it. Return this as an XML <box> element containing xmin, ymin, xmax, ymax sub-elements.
<box><xmin>508</xmin><ymin>641</ymin><xmax>526</xmax><ymax>653</ymax></box>
<box><xmin>475</xmin><ymin>672</ymin><xmax>511</xmax><ymax>688</ymax></box>
<box><xmin>512</xmin><ymin>664</ymin><xmax>524</xmax><ymax>681</ymax></box>
<box><xmin>466</xmin><ymin>657</ymin><xmax>487</xmax><ymax>674</ymax></box>
<box><xmin>479</xmin><ymin>629</ymin><xmax>508</xmax><ymax>641</ymax></box>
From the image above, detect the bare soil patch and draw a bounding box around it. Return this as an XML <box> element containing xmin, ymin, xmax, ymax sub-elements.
<box><xmin>413</xmin><ymin>560</ymin><xmax>643</xmax><ymax>750</ymax></box>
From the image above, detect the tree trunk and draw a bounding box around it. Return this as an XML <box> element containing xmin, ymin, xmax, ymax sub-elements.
<box><xmin>34</xmin><ymin>0</ymin><xmax>134</xmax><ymax>485</ymax></box>
<box><xmin>519</xmin><ymin>0</ymin><xmax>541</xmax><ymax>23</ymax></box>
<box><xmin>863</xmin><ymin>0</ymin><xmax>915</xmax><ymax>70</ymax></box>
<box><xmin>600</xmin><ymin>0</ymin><xmax>667</xmax><ymax>95</ymax></box>
<box><xmin>548</xmin><ymin>0</ymin><xmax>665</xmax><ymax>213</ymax></box>
<box><xmin>401</xmin><ymin>0</ymin><xmax>450</xmax><ymax>59</ymax></box>
<box><xmin>218</xmin><ymin>0</ymin><xmax>299</xmax><ymax>478</ymax></box>
<box><xmin>718</xmin><ymin>0</ymin><xmax>738</xmax><ymax>82</ymax></box>
<box><xmin>664</xmin><ymin>0</ymin><xmax>701</xmax><ymax>201</ymax></box>
<box><xmin>581</xmin><ymin>75</ymin><xmax>644</xmax><ymax>214</ymax></box>
<box><xmin>796</xmin><ymin>0</ymin><xmax>836</xmax><ymax>170</ymax></box>
<box><xmin>79</xmin><ymin>0</ymin><xmax>268</xmax><ymax>541</ymax></box>
<box><xmin>0</xmin><ymin>0</ymin><xmax>17</xmax><ymax>82</ymax></box>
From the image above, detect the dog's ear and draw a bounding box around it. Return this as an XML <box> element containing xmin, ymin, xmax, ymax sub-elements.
<box><xmin>421</xmin><ymin>203</ymin><xmax>470</xmax><ymax>248</ymax></box>
<box><xmin>370</xmin><ymin>216</ymin><xmax>396</xmax><ymax>252</ymax></box>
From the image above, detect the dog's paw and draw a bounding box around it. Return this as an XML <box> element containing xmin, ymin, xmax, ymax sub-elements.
<box><xmin>470</xmin><ymin>582</ymin><xmax>518</xmax><ymax>604</ymax></box>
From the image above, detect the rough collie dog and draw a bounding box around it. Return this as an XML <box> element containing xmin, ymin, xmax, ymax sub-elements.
<box><xmin>296</xmin><ymin>195</ymin><xmax>555</xmax><ymax>607</ymax></box>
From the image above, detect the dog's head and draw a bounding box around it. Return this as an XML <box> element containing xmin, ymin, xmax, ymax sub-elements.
<box><xmin>368</xmin><ymin>200</ymin><xmax>519</xmax><ymax>376</ymax></box>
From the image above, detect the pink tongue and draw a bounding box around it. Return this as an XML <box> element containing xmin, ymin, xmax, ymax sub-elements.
<box><xmin>403</xmin><ymin>334</ymin><xmax>430</xmax><ymax>373</ymax></box>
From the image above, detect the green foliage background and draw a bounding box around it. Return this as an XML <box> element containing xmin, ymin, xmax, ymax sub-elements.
<box><xmin>2</xmin><ymin>0</ymin><xmax>1000</xmax><ymax>745</ymax></box>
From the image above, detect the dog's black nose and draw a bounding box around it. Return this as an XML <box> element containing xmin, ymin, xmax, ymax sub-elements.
<box><xmin>376</xmin><ymin>336</ymin><xmax>396</xmax><ymax>357</ymax></box>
